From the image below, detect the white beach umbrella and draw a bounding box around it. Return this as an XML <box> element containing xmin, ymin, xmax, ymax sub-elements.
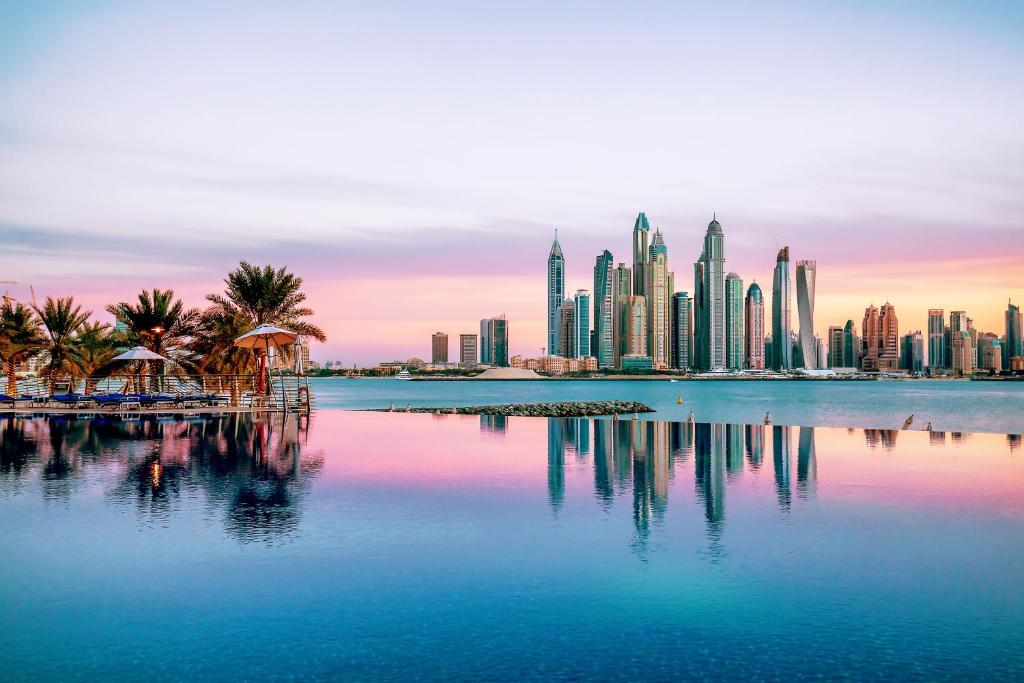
<box><xmin>234</xmin><ymin>325</ymin><xmax>298</xmax><ymax>392</ymax></box>
<box><xmin>112</xmin><ymin>346</ymin><xmax>169</xmax><ymax>362</ymax></box>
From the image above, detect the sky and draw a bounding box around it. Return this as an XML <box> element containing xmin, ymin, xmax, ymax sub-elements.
<box><xmin>1</xmin><ymin>0</ymin><xmax>1022</xmax><ymax>364</ymax></box>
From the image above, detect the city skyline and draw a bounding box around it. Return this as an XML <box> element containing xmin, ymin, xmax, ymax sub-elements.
<box><xmin>1</xmin><ymin>2</ymin><xmax>1022</xmax><ymax>364</ymax></box>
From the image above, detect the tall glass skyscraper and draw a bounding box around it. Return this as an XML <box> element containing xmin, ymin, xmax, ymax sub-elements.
<box><xmin>647</xmin><ymin>229</ymin><xmax>672</xmax><ymax>367</ymax></box>
<box><xmin>695</xmin><ymin>216</ymin><xmax>726</xmax><ymax>370</ymax></box>
<box><xmin>927</xmin><ymin>308</ymin><xmax>945</xmax><ymax>370</ymax></box>
<box><xmin>480</xmin><ymin>316</ymin><xmax>508</xmax><ymax>367</ymax></box>
<box><xmin>672</xmin><ymin>291</ymin><xmax>692</xmax><ymax>370</ymax></box>
<box><xmin>771</xmin><ymin>247</ymin><xmax>792</xmax><ymax>370</ymax></box>
<box><xmin>725</xmin><ymin>272</ymin><xmax>744</xmax><ymax>370</ymax></box>
<box><xmin>593</xmin><ymin>250</ymin><xmax>614</xmax><ymax>368</ymax></box>
<box><xmin>574</xmin><ymin>289</ymin><xmax>591</xmax><ymax>359</ymax></box>
<box><xmin>612</xmin><ymin>264</ymin><xmax>631</xmax><ymax>368</ymax></box>
<box><xmin>744</xmin><ymin>282</ymin><xmax>764</xmax><ymax>369</ymax></box>
<box><xmin>547</xmin><ymin>231</ymin><xmax>564</xmax><ymax>356</ymax></box>
<box><xmin>632</xmin><ymin>212</ymin><xmax>650</xmax><ymax>297</ymax></box>
<box><xmin>842</xmin><ymin>320</ymin><xmax>858</xmax><ymax>368</ymax></box>
<box><xmin>1006</xmin><ymin>301</ymin><xmax>1023</xmax><ymax>366</ymax></box>
<box><xmin>796</xmin><ymin>260</ymin><xmax>816</xmax><ymax>369</ymax></box>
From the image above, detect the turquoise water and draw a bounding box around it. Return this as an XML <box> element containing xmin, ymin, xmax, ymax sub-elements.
<box><xmin>1</xmin><ymin>411</ymin><xmax>1022</xmax><ymax>681</ymax></box>
<box><xmin>310</xmin><ymin>377</ymin><xmax>1024</xmax><ymax>433</ymax></box>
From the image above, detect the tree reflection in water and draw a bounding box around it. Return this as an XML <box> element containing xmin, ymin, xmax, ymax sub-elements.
<box><xmin>0</xmin><ymin>413</ymin><xmax>322</xmax><ymax>544</ymax></box>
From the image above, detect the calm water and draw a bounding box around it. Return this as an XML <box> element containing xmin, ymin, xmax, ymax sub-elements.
<box><xmin>310</xmin><ymin>377</ymin><xmax>1024</xmax><ymax>433</ymax></box>
<box><xmin>2</xmin><ymin>411</ymin><xmax>1023</xmax><ymax>681</ymax></box>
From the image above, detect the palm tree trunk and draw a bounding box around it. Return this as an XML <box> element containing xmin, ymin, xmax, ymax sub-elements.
<box><xmin>6</xmin><ymin>359</ymin><xmax>17</xmax><ymax>397</ymax></box>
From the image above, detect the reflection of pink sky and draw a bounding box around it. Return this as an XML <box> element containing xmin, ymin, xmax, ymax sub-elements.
<box><xmin>305</xmin><ymin>412</ymin><xmax>1024</xmax><ymax>516</ymax></box>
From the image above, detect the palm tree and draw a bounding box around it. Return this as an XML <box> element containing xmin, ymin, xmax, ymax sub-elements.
<box><xmin>33</xmin><ymin>297</ymin><xmax>92</xmax><ymax>392</ymax></box>
<box><xmin>73</xmin><ymin>321</ymin><xmax>118</xmax><ymax>394</ymax></box>
<box><xmin>0</xmin><ymin>301</ymin><xmax>45</xmax><ymax>397</ymax></box>
<box><xmin>106</xmin><ymin>288</ymin><xmax>200</xmax><ymax>360</ymax></box>
<box><xmin>204</xmin><ymin>262</ymin><xmax>326</xmax><ymax>383</ymax></box>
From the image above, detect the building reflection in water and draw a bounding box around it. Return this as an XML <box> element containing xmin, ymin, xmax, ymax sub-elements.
<box><xmin>1009</xmin><ymin>434</ymin><xmax>1021</xmax><ymax>453</ymax></box>
<box><xmin>479</xmin><ymin>414</ymin><xmax>508</xmax><ymax>437</ymax></box>
<box><xmin>0</xmin><ymin>413</ymin><xmax>322</xmax><ymax>544</ymax></box>
<box><xmin>547</xmin><ymin>419</ymin><xmax>565</xmax><ymax>513</ymax></box>
<box><xmin>773</xmin><ymin>425</ymin><xmax>792</xmax><ymax>512</ymax></box>
<box><xmin>797</xmin><ymin>427</ymin><xmax>816</xmax><ymax>500</ymax></box>
<box><xmin>694</xmin><ymin>423</ymin><xmax>726</xmax><ymax>549</ymax></box>
<box><xmin>864</xmin><ymin>429</ymin><xmax>898</xmax><ymax>450</ymax></box>
<box><xmin>745</xmin><ymin>424</ymin><xmax>764</xmax><ymax>470</ymax></box>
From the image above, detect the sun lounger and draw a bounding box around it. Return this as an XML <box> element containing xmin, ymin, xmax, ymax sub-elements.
<box><xmin>0</xmin><ymin>394</ymin><xmax>34</xmax><ymax>408</ymax></box>
<box><xmin>46</xmin><ymin>393</ymin><xmax>94</xmax><ymax>408</ymax></box>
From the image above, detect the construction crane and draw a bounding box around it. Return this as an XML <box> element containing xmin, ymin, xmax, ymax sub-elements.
<box><xmin>0</xmin><ymin>280</ymin><xmax>16</xmax><ymax>305</ymax></box>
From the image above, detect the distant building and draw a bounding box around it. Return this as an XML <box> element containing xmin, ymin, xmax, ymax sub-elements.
<box><xmin>725</xmin><ymin>272</ymin><xmax>744</xmax><ymax>370</ymax></box>
<box><xmin>547</xmin><ymin>231</ymin><xmax>565</xmax><ymax>355</ymax></box>
<box><xmin>900</xmin><ymin>331</ymin><xmax>924</xmax><ymax>373</ymax></box>
<box><xmin>628</xmin><ymin>296</ymin><xmax>647</xmax><ymax>357</ymax></box>
<box><xmin>796</xmin><ymin>260</ymin><xmax>817</xmax><ymax>370</ymax></box>
<box><xmin>951</xmin><ymin>330</ymin><xmax>974</xmax><ymax>375</ymax></box>
<box><xmin>694</xmin><ymin>216</ymin><xmax>726</xmax><ymax>370</ymax></box>
<box><xmin>592</xmin><ymin>250</ymin><xmax>614</xmax><ymax>368</ymax></box>
<box><xmin>744</xmin><ymin>282</ymin><xmax>765</xmax><ymax>370</ymax></box>
<box><xmin>621</xmin><ymin>354</ymin><xmax>654</xmax><ymax>372</ymax></box>
<box><xmin>511</xmin><ymin>355</ymin><xmax>597</xmax><ymax>375</ymax></box>
<box><xmin>459</xmin><ymin>333</ymin><xmax>478</xmax><ymax>366</ymax></box>
<box><xmin>861</xmin><ymin>305</ymin><xmax>880</xmax><ymax>371</ymax></box>
<box><xmin>647</xmin><ymin>229</ymin><xmax>673</xmax><ymax>369</ymax></box>
<box><xmin>574</xmin><ymin>289</ymin><xmax>591</xmax><ymax>359</ymax></box>
<box><xmin>879</xmin><ymin>303</ymin><xmax>899</xmax><ymax>371</ymax></box>
<box><xmin>431</xmin><ymin>332</ymin><xmax>448</xmax><ymax>364</ymax></box>
<box><xmin>979</xmin><ymin>333</ymin><xmax>1002</xmax><ymax>373</ymax></box>
<box><xmin>771</xmin><ymin>247</ymin><xmax>792</xmax><ymax>371</ymax></box>
<box><xmin>559</xmin><ymin>299</ymin><xmax>576</xmax><ymax>358</ymax></box>
<box><xmin>927</xmin><ymin>308</ymin><xmax>945</xmax><ymax>370</ymax></box>
<box><xmin>672</xmin><ymin>291</ymin><xmax>692</xmax><ymax>370</ymax></box>
<box><xmin>632</xmin><ymin>212</ymin><xmax>650</xmax><ymax>297</ymax></box>
<box><xmin>815</xmin><ymin>335</ymin><xmax>827</xmax><ymax>370</ymax></box>
<box><xmin>843</xmin><ymin>320</ymin><xmax>859</xmax><ymax>368</ymax></box>
<box><xmin>827</xmin><ymin>326</ymin><xmax>844</xmax><ymax>368</ymax></box>
<box><xmin>480</xmin><ymin>316</ymin><xmax>508</xmax><ymax>367</ymax></box>
<box><xmin>1006</xmin><ymin>301</ymin><xmax>1023</xmax><ymax>368</ymax></box>
<box><xmin>612</xmin><ymin>263</ymin><xmax>632</xmax><ymax>369</ymax></box>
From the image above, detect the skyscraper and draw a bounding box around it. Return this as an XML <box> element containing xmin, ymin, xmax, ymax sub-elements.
<box><xmin>559</xmin><ymin>299</ymin><xmax>576</xmax><ymax>358</ymax></box>
<box><xmin>901</xmin><ymin>331</ymin><xmax>924</xmax><ymax>373</ymax></box>
<box><xmin>672</xmin><ymin>291</ymin><xmax>692</xmax><ymax>370</ymax></box>
<box><xmin>547</xmin><ymin>231</ymin><xmax>564</xmax><ymax>356</ymax></box>
<box><xmin>927</xmin><ymin>308</ymin><xmax>945</xmax><ymax>370</ymax></box>
<box><xmin>459</xmin><ymin>333</ymin><xmax>478</xmax><ymax>366</ymax></box>
<box><xmin>574</xmin><ymin>289</ymin><xmax>591</xmax><ymax>359</ymax></box>
<box><xmin>827</xmin><ymin>326</ymin><xmax>844</xmax><ymax>368</ymax></box>
<box><xmin>695</xmin><ymin>216</ymin><xmax>726</xmax><ymax>370</ymax></box>
<box><xmin>744</xmin><ymin>282</ymin><xmax>765</xmax><ymax>370</ymax></box>
<box><xmin>979</xmin><ymin>333</ymin><xmax>1002</xmax><ymax>373</ymax></box>
<box><xmin>480</xmin><ymin>316</ymin><xmax>508</xmax><ymax>367</ymax></box>
<box><xmin>795</xmin><ymin>260</ymin><xmax>816</xmax><ymax>369</ymax></box>
<box><xmin>843</xmin><ymin>320</ymin><xmax>859</xmax><ymax>368</ymax></box>
<box><xmin>628</xmin><ymin>296</ymin><xmax>647</xmax><ymax>356</ymax></box>
<box><xmin>725</xmin><ymin>272</ymin><xmax>744</xmax><ymax>370</ymax></box>
<box><xmin>951</xmin><ymin>330</ymin><xmax>974</xmax><ymax>375</ymax></box>
<box><xmin>879</xmin><ymin>303</ymin><xmax>899</xmax><ymax>371</ymax></box>
<box><xmin>647</xmin><ymin>229</ymin><xmax>672</xmax><ymax>368</ymax></box>
<box><xmin>632</xmin><ymin>212</ymin><xmax>650</xmax><ymax>296</ymax></box>
<box><xmin>431</xmin><ymin>332</ymin><xmax>448</xmax><ymax>364</ymax></box>
<box><xmin>692</xmin><ymin>258</ymin><xmax>705</xmax><ymax>370</ymax></box>
<box><xmin>1006</xmin><ymin>301</ymin><xmax>1023</xmax><ymax>367</ymax></box>
<box><xmin>593</xmin><ymin>250</ymin><xmax>614</xmax><ymax>368</ymax></box>
<box><xmin>771</xmin><ymin>247</ymin><xmax>792</xmax><ymax>371</ymax></box>
<box><xmin>861</xmin><ymin>304</ymin><xmax>880</xmax><ymax>371</ymax></box>
<box><xmin>612</xmin><ymin>264</ymin><xmax>631</xmax><ymax>368</ymax></box>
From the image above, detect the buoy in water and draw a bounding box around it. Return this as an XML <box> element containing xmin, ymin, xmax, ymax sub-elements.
<box><xmin>676</xmin><ymin>396</ymin><xmax>683</xmax><ymax>404</ymax></box>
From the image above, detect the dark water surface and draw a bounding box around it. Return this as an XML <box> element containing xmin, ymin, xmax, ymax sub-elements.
<box><xmin>308</xmin><ymin>377</ymin><xmax>1024</xmax><ymax>433</ymax></box>
<box><xmin>1</xmin><ymin>411</ymin><xmax>1022</xmax><ymax>681</ymax></box>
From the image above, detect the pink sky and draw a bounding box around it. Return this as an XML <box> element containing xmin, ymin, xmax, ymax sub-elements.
<box><xmin>1</xmin><ymin>2</ymin><xmax>1022</xmax><ymax>364</ymax></box>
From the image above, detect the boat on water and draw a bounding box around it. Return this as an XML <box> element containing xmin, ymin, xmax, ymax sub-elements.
<box><xmin>395</xmin><ymin>369</ymin><xmax>412</xmax><ymax>380</ymax></box>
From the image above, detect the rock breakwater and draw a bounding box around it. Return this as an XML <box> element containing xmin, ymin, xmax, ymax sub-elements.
<box><xmin>374</xmin><ymin>400</ymin><xmax>654</xmax><ymax>417</ymax></box>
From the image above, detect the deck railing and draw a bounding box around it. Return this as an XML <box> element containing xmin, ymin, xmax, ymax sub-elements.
<box><xmin>8</xmin><ymin>372</ymin><xmax>315</xmax><ymax>413</ymax></box>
